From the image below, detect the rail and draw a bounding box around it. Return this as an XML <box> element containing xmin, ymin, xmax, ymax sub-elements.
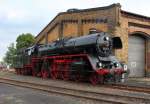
<box><xmin>0</xmin><ymin>78</ymin><xmax>150</xmax><ymax>104</ymax></box>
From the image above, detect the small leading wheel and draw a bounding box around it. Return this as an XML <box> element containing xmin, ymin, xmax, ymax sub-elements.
<box><xmin>90</xmin><ymin>72</ymin><xmax>104</xmax><ymax>85</ymax></box>
<box><xmin>113</xmin><ymin>74</ymin><xmax>122</xmax><ymax>83</ymax></box>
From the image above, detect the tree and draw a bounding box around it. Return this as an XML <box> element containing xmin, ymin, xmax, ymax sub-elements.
<box><xmin>16</xmin><ymin>33</ymin><xmax>35</xmax><ymax>49</ymax></box>
<box><xmin>3</xmin><ymin>43</ymin><xmax>16</xmax><ymax>68</ymax></box>
<box><xmin>0</xmin><ymin>61</ymin><xmax>7</xmax><ymax>69</ymax></box>
<box><xmin>3</xmin><ymin>33</ymin><xmax>35</xmax><ymax>68</ymax></box>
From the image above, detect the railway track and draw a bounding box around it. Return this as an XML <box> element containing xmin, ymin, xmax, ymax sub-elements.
<box><xmin>0</xmin><ymin>78</ymin><xmax>150</xmax><ymax>104</ymax></box>
<box><xmin>101</xmin><ymin>84</ymin><xmax>150</xmax><ymax>94</ymax></box>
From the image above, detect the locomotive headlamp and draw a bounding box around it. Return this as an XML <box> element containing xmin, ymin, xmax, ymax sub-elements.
<box><xmin>104</xmin><ymin>36</ymin><xmax>109</xmax><ymax>41</ymax></box>
<box><xmin>114</xmin><ymin>63</ymin><xmax>119</xmax><ymax>67</ymax></box>
<box><xmin>97</xmin><ymin>62</ymin><xmax>102</xmax><ymax>68</ymax></box>
<box><xmin>123</xmin><ymin>64</ymin><xmax>128</xmax><ymax>71</ymax></box>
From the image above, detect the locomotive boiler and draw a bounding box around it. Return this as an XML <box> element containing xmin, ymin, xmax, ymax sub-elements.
<box><xmin>14</xmin><ymin>31</ymin><xmax>127</xmax><ymax>85</ymax></box>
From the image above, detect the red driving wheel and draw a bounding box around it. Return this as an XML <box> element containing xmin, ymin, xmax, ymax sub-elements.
<box><xmin>50</xmin><ymin>63</ymin><xmax>58</xmax><ymax>79</ymax></box>
<box><xmin>62</xmin><ymin>64</ymin><xmax>69</xmax><ymax>80</ymax></box>
<box><xmin>41</xmin><ymin>69</ymin><xmax>49</xmax><ymax>79</ymax></box>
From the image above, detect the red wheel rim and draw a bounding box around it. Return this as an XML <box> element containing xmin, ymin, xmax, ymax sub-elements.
<box><xmin>42</xmin><ymin>70</ymin><xmax>49</xmax><ymax>79</ymax></box>
<box><xmin>18</xmin><ymin>69</ymin><xmax>20</xmax><ymax>74</ymax></box>
<box><xmin>50</xmin><ymin>70</ymin><xmax>58</xmax><ymax>79</ymax></box>
<box><xmin>50</xmin><ymin>63</ymin><xmax>58</xmax><ymax>79</ymax></box>
<box><xmin>90</xmin><ymin>73</ymin><xmax>100</xmax><ymax>85</ymax></box>
<box><xmin>32</xmin><ymin>69</ymin><xmax>36</xmax><ymax>76</ymax></box>
<box><xmin>62</xmin><ymin>64</ymin><xmax>69</xmax><ymax>80</ymax></box>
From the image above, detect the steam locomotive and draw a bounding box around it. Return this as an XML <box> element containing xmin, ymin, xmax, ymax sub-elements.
<box><xmin>14</xmin><ymin>31</ymin><xmax>127</xmax><ymax>84</ymax></box>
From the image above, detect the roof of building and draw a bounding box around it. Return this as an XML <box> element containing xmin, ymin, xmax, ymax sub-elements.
<box><xmin>121</xmin><ymin>10</ymin><xmax>150</xmax><ymax>20</ymax></box>
<box><xmin>35</xmin><ymin>3</ymin><xmax>150</xmax><ymax>39</ymax></box>
<box><xmin>35</xmin><ymin>3</ymin><xmax>121</xmax><ymax>39</ymax></box>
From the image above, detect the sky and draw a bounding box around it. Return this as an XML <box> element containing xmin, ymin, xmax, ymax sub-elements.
<box><xmin>0</xmin><ymin>0</ymin><xmax>150</xmax><ymax>61</ymax></box>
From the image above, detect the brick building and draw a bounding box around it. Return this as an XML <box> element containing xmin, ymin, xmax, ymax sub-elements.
<box><xmin>35</xmin><ymin>3</ymin><xmax>150</xmax><ymax>77</ymax></box>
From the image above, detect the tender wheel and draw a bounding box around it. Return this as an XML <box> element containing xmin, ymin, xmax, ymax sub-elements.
<box><xmin>32</xmin><ymin>69</ymin><xmax>36</xmax><ymax>76</ymax></box>
<box><xmin>22</xmin><ymin>68</ymin><xmax>25</xmax><ymax>75</ymax></box>
<box><xmin>16</xmin><ymin>69</ymin><xmax>19</xmax><ymax>74</ymax></box>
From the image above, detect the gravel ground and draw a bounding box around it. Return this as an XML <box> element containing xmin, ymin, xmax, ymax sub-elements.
<box><xmin>0</xmin><ymin>83</ymin><xmax>82</xmax><ymax>104</ymax></box>
<box><xmin>0</xmin><ymin>71</ymin><xmax>150</xmax><ymax>99</ymax></box>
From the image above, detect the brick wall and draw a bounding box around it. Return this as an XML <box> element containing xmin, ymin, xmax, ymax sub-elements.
<box><xmin>63</xmin><ymin>22</ymin><xmax>78</xmax><ymax>37</ymax></box>
<box><xmin>36</xmin><ymin>4</ymin><xmax>120</xmax><ymax>44</ymax></box>
<box><xmin>48</xmin><ymin>25</ymin><xmax>59</xmax><ymax>42</ymax></box>
<box><xmin>82</xmin><ymin>23</ymin><xmax>108</xmax><ymax>35</ymax></box>
<box><xmin>38</xmin><ymin>36</ymin><xmax>45</xmax><ymax>44</ymax></box>
<box><xmin>119</xmin><ymin>10</ymin><xmax>150</xmax><ymax>77</ymax></box>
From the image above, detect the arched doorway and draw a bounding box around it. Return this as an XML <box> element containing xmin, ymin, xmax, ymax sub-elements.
<box><xmin>128</xmin><ymin>32</ymin><xmax>149</xmax><ymax>77</ymax></box>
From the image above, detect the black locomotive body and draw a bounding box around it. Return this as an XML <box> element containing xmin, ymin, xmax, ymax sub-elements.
<box><xmin>14</xmin><ymin>32</ymin><xmax>127</xmax><ymax>84</ymax></box>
